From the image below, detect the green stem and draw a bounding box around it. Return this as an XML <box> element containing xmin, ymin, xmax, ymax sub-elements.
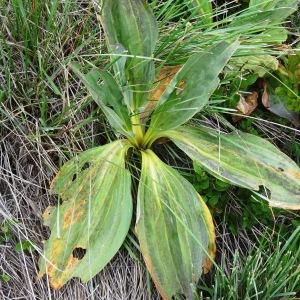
<box><xmin>131</xmin><ymin>114</ymin><xmax>144</xmax><ymax>147</ymax></box>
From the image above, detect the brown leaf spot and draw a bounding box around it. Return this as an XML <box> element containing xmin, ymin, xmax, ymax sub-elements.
<box><xmin>286</xmin><ymin>168</ymin><xmax>300</xmax><ymax>180</ymax></box>
<box><xmin>152</xmin><ymin>66</ymin><xmax>182</xmax><ymax>101</ymax></box>
<box><xmin>51</xmin><ymin>281</ymin><xmax>62</xmax><ymax>289</ymax></box>
<box><xmin>202</xmin><ymin>240</ymin><xmax>216</xmax><ymax>274</ymax></box>
<box><xmin>142</xmin><ymin>65</ymin><xmax>182</xmax><ymax>121</ymax></box>
<box><xmin>142</xmin><ymin>252</ymin><xmax>170</xmax><ymax>300</ymax></box>
<box><xmin>202</xmin><ymin>257</ymin><xmax>213</xmax><ymax>274</ymax></box>
<box><xmin>46</xmin><ymin>262</ymin><xmax>61</xmax><ymax>289</ymax></box>
<box><xmin>47</xmin><ymin>263</ymin><xmax>57</xmax><ymax>278</ymax></box>
<box><xmin>50</xmin><ymin>276</ymin><xmax>65</xmax><ymax>290</ymax></box>
<box><xmin>63</xmin><ymin>200</ymin><xmax>86</xmax><ymax>229</ymax></box>
<box><xmin>65</xmin><ymin>255</ymin><xmax>79</xmax><ymax>271</ymax></box>
<box><xmin>50</xmin><ymin>239</ymin><xmax>64</xmax><ymax>261</ymax></box>
<box><xmin>175</xmin><ymin>80</ymin><xmax>185</xmax><ymax>95</ymax></box>
<box><xmin>48</xmin><ymin>253</ymin><xmax>80</xmax><ymax>289</ymax></box>
<box><xmin>38</xmin><ymin>240</ymin><xmax>64</xmax><ymax>284</ymax></box>
<box><xmin>43</xmin><ymin>206</ymin><xmax>54</xmax><ymax>223</ymax></box>
<box><xmin>202</xmin><ymin>251</ymin><xmax>215</xmax><ymax>274</ymax></box>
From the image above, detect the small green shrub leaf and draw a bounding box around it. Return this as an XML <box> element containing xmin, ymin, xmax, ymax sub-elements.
<box><xmin>0</xmin><ymin>273</ymin><xmax>11</xmax><ymax>283</ymax></box>
<box><xmin>38</xmin><ymin>141</ymin><xmax>133</xmax><ymax>288</ymax></box>
<box><xmin>166</xmin><ymin>126</ymin><xmax>300</xmax><ymax>209</ymax></box>
<box><xmin>136</xmin><ymin>150</ymin><xmax>215</xmax><ymax>300</ymax></box>
<box><xmin>232</xmin><ymin>55</ymin><xmax>279</xmax><ymax>78</ymax></box>
<box><xmin>15</xmin><ymin>240</ymin><xmax>35</xmax><ymax>252</ymax></box>
<box><xmin>148</xmin><ymin>41</ymin><xmax>239</xmax><ymax>134</ymax></box>
<box><xmin>101</xmin><ymin>0</ymin><xmax>158</xmax><ymax>110</ymax></box>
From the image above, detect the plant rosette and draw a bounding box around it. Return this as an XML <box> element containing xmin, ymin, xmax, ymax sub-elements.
<box><xmin>38</xmin><ymin>1</ymin><xmax>300</xmax><ymax>299</ymax></box>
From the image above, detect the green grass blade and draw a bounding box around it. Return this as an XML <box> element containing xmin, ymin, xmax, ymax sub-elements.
<box><xmin>186</xmin><ymin>0</ymin><xmax>213</xmax><ymax>24</ymax></box>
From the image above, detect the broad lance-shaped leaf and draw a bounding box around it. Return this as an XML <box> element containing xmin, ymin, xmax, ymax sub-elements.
<box><xmin>166</xmin><ymin>126</ymin><xmax>300</xmax><ymax>209</ymax></box>
<box><xmin>70</xmin><ymin>64</ymin><xmax>132</xmax><ymax>137</ymax></box>
<box><xmin>101</xmin><ymin>0</ymin><xmax>158</xmax><ymax>110</ymax></box>
<box><xmin>231</xmin><ymin>0</ymin><xmax>299</xmax><ymax>27</ymax></box>
<box><xmin>148</xmin><ymin>41</ymin><xmax>239</xmax><ymax>134</ymax></box>
<box><xmin>38</xmin><ymin>140</ymin><xmax>133</xmax><ymax>288</ymax></box>
<box><xmin>136</xmin><ymin>150</ymin><xmax>215</xmax><ymax>300</ymax></box>
<box><xmin>230</xmin><ymin>0</ymin><xmax>298</xmax><ymax>44</ymax></box>
<box><xmin>249</xmin><ymin>0</ymin><xmax>299</xmax><ymax>13</ymax></box>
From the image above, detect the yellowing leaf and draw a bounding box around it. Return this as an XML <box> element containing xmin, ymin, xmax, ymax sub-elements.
<box><xmin>38</xmin><ymin>141</ymin><xmax>133</xmax><ymax>288</ymax></box>
<box><xmin>166</xmin><ymin>126</ymin><xmax>300</xmax><ymax>210</ymax></box>
<box><xmin>199</xmin><ymin>195</ymin><xmax>216</xmax><ymax>274</ymax></box>
<box><xmin>136</xmin><ymin>150</ymin><xmax>215</xmax><ymax>300</ymax></box>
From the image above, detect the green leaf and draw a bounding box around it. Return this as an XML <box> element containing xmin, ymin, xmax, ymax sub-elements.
<box><xmin>259</xmin><ymin>27</ymin><xmax>288</xmax><ymax>44</ymax></box>
<box><xmin>70</xmin><ymin>64</ymin><xmax>132</xmax><ymax>136</ymax></box>
<box><xmin>106</xmin><ymin>43</ymin><xmax>128</xmax><ymax>87</ymax></box>
<box><xmin>94</xmin><ymin>69</ymin><xmax>132</xmax><ymax>126</ymax></box>
<box><xmin>38</xmin><ymin>140</ymin><xmax>133</xmax><ymax>288</ymax></box>
<box><xmin>232</xmin><ymin>0</ymin><xmax>299</xmax><ymax>27</ymax></box>
<box><xmin>186</xmin><ymin>0</ymin><xmax>213</xmax><ymax>24</ymax></box>
<box><xmin>148</xmin><ymin>41</ymin><xmax>239</xmax><ymax>134</ymax></box>
<box><xmin>15</xmin><ymin>240</ymin><xmax>35</xmax><ymax>252</ymax></box>
<box><xmin>265</xmin><ymin>85</ymin><xmax>300</xmax><ymax>126</ymax></box>
<box><xmin>0</xmin><ymin>273</ymin><xmax>11</xmax><ymax>283</ymax></box>
<box><xmin>0</xmin><ymin>220</ymin><xmax>14</xmax><ymax>241</ymax></box>
<box><xmin>232</xmin><ymin>55</ymin><xmax>279</xmax><ymax>77</ymax></box>
<box><xmin>136</xmin><ymin>150</ymin><xmax>215</xmax><ymax>300</ymax></box>
<box><xmin>195</xmin><ymin>179</ymin><xmax>210</xmax><ymax>191</ymax></box>
<box><xmin>101</xmin><ymin>0</ymin><xmax>158</xmax><ymax>110</ymax></box>
<box><xmin>166</xmin><ymin>126</ymin><xmax>300</xmax><ymax>210</ymax></box>
<box><xmin>0</xmin><ymin>89</ymin><xmax>5</xmax><ymax>103</ymax></box>
<box><xmin>207</xmin><ymin>194</ymin><xmax>219</xmax><ymax>207</ymax></box>
<box><xmin>249</xmin><ymin>0</ymin><xmax>299</xmax><ymax>13</ymax></box>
